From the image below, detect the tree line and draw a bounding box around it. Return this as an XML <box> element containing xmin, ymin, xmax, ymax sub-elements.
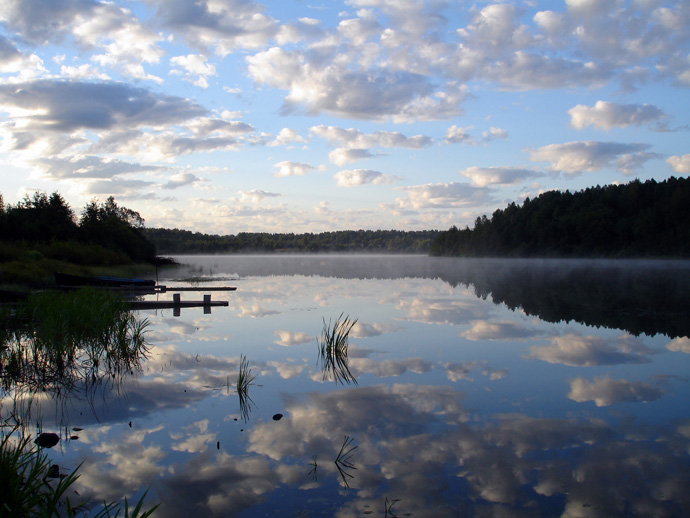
<box><xmin>144</xmin><ymin>228</ymin><xmax>440</xmax><ymax>254</ymax></box>
<box><xmin>430</xmin><ymin>177</ymin><xmax>690</xmax><ymax>258</ymax></box>
<box><xmin>0</xmin><ymin>191</ymin><xmax>156</xmax><ymax>265</ymax></box>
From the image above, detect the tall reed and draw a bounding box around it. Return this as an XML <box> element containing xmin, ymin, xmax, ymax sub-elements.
<box><xmin>317</xmin><ymin>313</ymin><xmax>358</xmax><ymax>385</ymax></box>
<box><xmin>1</xmin><ymin>288</ymin><xmax>150</xmax><ymax>427</ymax></box>
<box><xmin>0</xmin><ymin>426</ymin><xmax>159</xmax><ymax>517</ymax></box>
<box><xmin>236</xmin><ymin>354</ymin><xmax>255</xmax><ymax>422</ymax></box>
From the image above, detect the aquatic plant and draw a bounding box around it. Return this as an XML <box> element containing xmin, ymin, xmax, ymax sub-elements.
<box><xmin>308</xmin><ymin>454</ymin><xmax>318</xmax><ymax>481</ymax></box>
<box><xmin>0</xmin><ymin>427</ymin><xmax>159</xmax><ymax>517</ymax></box>
<box><xmin>0</xmin><ymin>288</ymin><xmax>150</xmax><ymax>428</ymax></box>
<box><xmin>385</xmin><ymin>497</ymin><xmax>401</xmax><ymax>518</ymax></box>
<box><xmin>317</xmin><ymin>313</ymin><xmax>358</xmax><ymax>385</ymax></box>
<box><xmin>236</xmin><ymin>355</ymin><xmax>255</xmax><ymax>422</ymax></box>
<box><xmin>334</xmin><ymin>435</ymin><xmax>358</xmax><ymax>488</ymax></box>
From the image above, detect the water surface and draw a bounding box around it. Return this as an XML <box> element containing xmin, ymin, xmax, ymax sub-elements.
<box><xmin>5</xmin><ymin>255</ymin><xmax>690</xmax><ymax>517</ymax></box>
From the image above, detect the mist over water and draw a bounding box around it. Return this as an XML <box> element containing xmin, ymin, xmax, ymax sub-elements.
<box><xmin>7</xmin><ymin>255</ymin><xmax>690</xmax><ymax>517</ymax></box>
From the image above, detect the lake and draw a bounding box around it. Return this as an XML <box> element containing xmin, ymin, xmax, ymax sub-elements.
<box><xmin>6</xmin><ymin>255</ymin><xmax>690</xmax><ymax>517</ymax></box>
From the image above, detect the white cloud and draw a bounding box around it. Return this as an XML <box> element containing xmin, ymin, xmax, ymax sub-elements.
<box><xmin>247</xmin><ymin>47</ymin><xmax>466</xmax><ymax>121</ymax></box>
<box><xmin>0</xmin><ymin>35</ymin><xmax>47</xmax><ymax>81</ymax></box>
<box><xmin>268</xmin><ymin>128</ymin><xmax>306</xmax><ymax>147</ymax></box>
<box><xmin>666</xmin><ymin>337</ymin><xmax>690</xmax><ymax>353</ymax></box>
<box><xmin>273</xmin><ymin>161</ymin><xmax>315</xmax><ymax>177</ymax></box>
<box><xmin>445</xmin><ymin>125</ymin><xmax>474</xmax><ymax>144</ymax></box>
<box><xmin>528</xmin><ymin>334</ymin><xmax>653</xmax><ymax>367</ymax></box>
<box><xmin>461</xmin><ymin>320</ymin><xmax>539</xmax><ymax>341</ymax></box>
<box><xmin>392</xmin><ymin>182</ymin><xmax>493</xmax><ymax>210</ymax></box>
<box><xmin>569</xmin><ymin>101</ymin><xmax>666</xmax><ymax>130</ymax></box>
<box><xmin>567</xmin><ymin>376</ymin><xmax>664</xmax><ymax>407</ymax></box>
<box><xmin>311</xmin><ymin>125</ymin><xmax>431</xmax><ymax>165</ymax></box>
<box><xmin>148</xmin><ymin>0</ymin><xmax>279</xmax><ymax>54</ymax></box>
<box><xmin>60</xmin><ymin>64</ymin><xmax>110</xmax><ymax>81</ymax></box>
<box><xmin>459</xmin><ymin>166</ymin><xmax>542</xmax><ymax>187</ymax></box>
<box><xmin>667</xmin><ymin>154</ymin><xmax>690</xmax><ymax>174</ymax></box>
<box><xmin>238</xmin><ymin>190</ymin><xmax>281</xmax><ymax>203</ymax></box>
<box><xmin>528</xmin><ymin>141</ymin><xmax>653</xmax><ymax>174</ymax></box>
<box><xmin>273</xmin><ymin>330</ymin><xmax>313</xmax><ymax>347</ymax></box>
<box><xmin>162</xmin><ymin>173</ymin><xmax>205</xmax><ymax>190</ymax></box>
<box><xmin>482</xmin><ymin>127</ymin><xmax>508</xmax><ymax>141</ymax></box>
<box><xmin>170</xmin><ymin>54</ymin><xmax>217</xmax><ymax>88</ymax></box>
<box><xmin>334</xmin><ymin>169</ymin><xmax>400</xmax><ymax>187</ymax></box>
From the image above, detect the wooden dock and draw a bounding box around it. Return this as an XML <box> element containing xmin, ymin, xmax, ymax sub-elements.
<box><xmin>129</xmin><ymin>293</ymin><xmax>229</xmax><ymax>315</ymax></box>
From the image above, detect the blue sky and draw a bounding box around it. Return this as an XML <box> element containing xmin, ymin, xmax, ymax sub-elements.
<box><xmin>0</xmin><ymin>0</ymin><xmax>688</xmax><ymax>234</ymax></box>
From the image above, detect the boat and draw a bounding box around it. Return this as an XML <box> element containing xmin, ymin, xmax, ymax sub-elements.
<box><xmin>55</xmin><ymin>272</ymin><xmax>156</xmax><ymax>288</ymax></box>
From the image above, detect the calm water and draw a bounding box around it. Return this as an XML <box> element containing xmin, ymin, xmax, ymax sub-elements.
<box><xmin>7</xmin><ymin>255</ymin><xmax>690</xmax><ymax>517</ymax></box>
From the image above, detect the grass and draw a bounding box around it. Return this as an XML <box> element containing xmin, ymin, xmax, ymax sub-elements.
<box><xmin>0</xmin><ymin>426</ymin><xmax>159</xmax><ymax>517</ymax></box>
<box><xmin>1</xmin><ymin>288</ymin><xmax>150</xmax><ymax>426</ymax></box>
<box><xmin>0</xmin><ymin>239</ymin><xmax>157</xmax><ymax>286</ymax></box>
<box><xmin>317</xmin><ymin>313</ymin><xmax>358</xmax><ymax>385</ymax></box>
<box><xmin>236</xmin><ymin>355</ymin><xmax>256</xmax><ymax>422</ymax></box>
<box><xmin>334</xmin><ymin>435</ymin><xmax>358</xmax><ymax>489</ymax></box>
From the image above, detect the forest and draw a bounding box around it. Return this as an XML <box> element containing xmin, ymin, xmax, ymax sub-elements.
<box><xmin>0</xmin><ymin>192</ymin><xmax>157</xmax><ymax>283</ymax></box>
<box><xmin>144</xmin><ymin>228</ymin><xmax>440</xmax><ymax>254</ymax></box>
<box><xmin>430</xmin><ymin>177</ymin><xmax>690</xmax><ymax>258</ymax></box>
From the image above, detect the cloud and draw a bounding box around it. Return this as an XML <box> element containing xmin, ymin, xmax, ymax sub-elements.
<box><xmin>311</xmin><ymin>125</ymin><xmax>432</xmax><ymax>150</ymax></box>
<box><xmin>397</xmin><ymin>298</ymin><xmax>489</xmax><ymax>326</ymax></box>
<box><xmin>311</xmin><ymin>125</ymin><xmax>432</xmax><ymax>165</ymax></box>
<box><xmin>528</xmin><ymin>334</ymin><xmax>653</xmax><ymax>367</ymax></box>
<box><xmin>334</xmin><ymin>169</ymin><xmax>400</xmax><ymax>187</ymax></box>
<box><xmin>527</xmin><ymin>141</ymin><xmax>654</xmax><ymax>174</ymax></box>
<box><xmin>238</xmin><ymin>190</ymin><xmax>281</xmax><ymax>204</ymax></box>
<box><xmin>30</xmin><ymin>155</ymin><xmax>166</xmax><ymax>180</ymax></box>
<box><xmin>0</xmin><ymin>80</ymin><xmax>206</xmax><ymax>133</ymax></box>
<box><xmin>247</xmin><ymin>47</ymin><xmax>467</xmax><ymax>121</ymax></box>
<box><xmin>162</xmin><ymin>173</ymin><xmax>205</xmax><ymax>190</ymax></box>
<box><xmin>170</xmin><ymin>54</ymin><xmax>217</xmax><ymax>88</ymax></box>
<box><xmin>461</xmin><ymin>320</ymin><xmax>540</xmax><ymax>341</ymax></box>
<box><xmin>273</xmin><ymin>161</ymin><xmax>315</xmax><ymax>177</ymax></box>
<box><xmin>148</xmin><ymin>0</ymin><xmax>279</xmax><ymax>54</ymax></box>
<box><xmin>392</xmin><ymin>182</ymin><xmax>493</xmax><ymax>210</ymax></box>
<box><xmin>568</xmin><ymin>101</ymin><xmax>667</xmax><ymax>131</ymax></box>
<box><xmin>481</xmin><ymin>127</ymin><xmax>508</xmax><ymax>141</ymax></box>
<box><xmin>273</xmin><ymin>330</ymin><xmax>313</xmax><ymax>347</ymax></box>
<box><xmin>185</xmin><ymin>117</ymin><xmax>255</xmax><ymax>138</ymax></box>
<box><xmin>666</xmin><ymin>337</ymin><xmax>690</xmax><ymax>354</ymax></box>
<box><xmin>350</xmin><ymin>321</ymin><xmax>399</xmax><ymax>339</ymax></box>
<box><xmin>0</xmin><ymin>35</ymin><xmax>47</xmax><ymax>81</ymax></box>
<box><xmin>0</xmin><ymin>0</ymin><xmax>101</xmax><ymax>46</ymax></box>
<box><xmin>459</xmin><ymin>166</ymin><xmax>542</xmax><ymax>187</ymax></box>
<box><xmin>268</xmin><ymin>128</ymin><xmax>306</xmax><ymax>147</ymax></box>
<box><xmin>567</xmin><ymin>376</ymin><xmax>664</xmax><ymax>407</ymax></box>
<box><xmin>0</xmin><ymin>1</ymin><xmax>164</xmax><ymax>81</ymax></box>
<box><xmin>667</xmin><ymin>154</ymin><xmax>690</xmax><ymax>174</ymax></box>
<box><xmin>445</xmin><ymin>125</ymin><xmax>474</xmax><ymax>144</ymax></box>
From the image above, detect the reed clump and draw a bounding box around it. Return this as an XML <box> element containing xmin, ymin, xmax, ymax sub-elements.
<box><xmin>0</xmin><ymin>426</ymin><xmax>158</xmax><ymax>517</ymax></box>
<box><xmin>236</xmin><ymin>354</ymin><xmax>256</xmax><ymax>422</ymax></box>
<box><xmin>317</xmin><ymin>314</ymin><xmax>358</xmax><ymax>385</ymax></box>
<box><xmin>1</xmin><ymin>288</ymin><xmax>150</xmax><ymax>395</ymax></box>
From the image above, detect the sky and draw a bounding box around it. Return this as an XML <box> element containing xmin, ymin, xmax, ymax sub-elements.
<box><xmin>0</xmin><ymin>0</ymin><xmax>688</xmax><ymax>235</ymax></box>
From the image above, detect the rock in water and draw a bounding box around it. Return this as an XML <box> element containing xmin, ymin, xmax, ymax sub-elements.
<box><xmin>34</xmin><ymin>432</ymin><xmax>59</xmax><ymax>448</ymax></box>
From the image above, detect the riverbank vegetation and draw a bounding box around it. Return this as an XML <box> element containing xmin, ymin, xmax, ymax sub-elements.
<box><xmin>430</xmin><ymin>177</ymin><xmax>690</xmax><ymax>258</ymax></box>
<box><xmin>144</xmin><ymin>228</ymin><xmax>440</xmax><ymax>254</ymax></box>
<box><xmin>0</xmin><ymin>427</ymin><xmax>158</xmax><ymax>517</ymax></box>
<box><xmin>1</xmin><ymin>288</ymin><xmax>157</xmax><ymax>516</ymax></box>
<box><xmin>0</xmin><ymin>192</ymin><xmax>158</xmax><ymax>285</ymax></box>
